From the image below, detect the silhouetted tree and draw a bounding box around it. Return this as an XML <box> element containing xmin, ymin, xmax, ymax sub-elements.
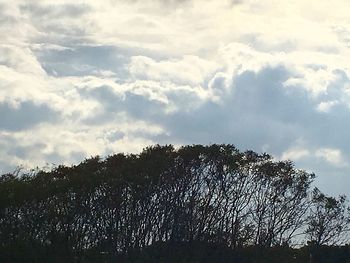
<box><xmin>306</xmin><ymin>188</ymin><xmax>350</xmax><ymax>246</ymax></box>
<box><xmin>0</xmin><ymin>144</ymin><xmax>348</xmax><ymax>263</ymax></box>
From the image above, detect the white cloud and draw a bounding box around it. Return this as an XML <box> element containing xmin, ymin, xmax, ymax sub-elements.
<box><xmin>129</xmin><ymin>55</ymin><xmax>218</xmax><ymax>85</ymax></box>
<box><xmin>282</xmin><ymin>147</ymin><xmax>311</xmax><ymax>161</ymax></box>
<box><xmin>315</xmin><ymin>148</ymin><xmax>348</xmax><ymax>167</ymax></box>
<box><xmin>316</xmin><ymin>100</ymin><xmax>339</xmax><ymax>112</ymax></box>
<box><xmin>1</xmin><ymin>0</ymin><xmax>350</xmax><ymax>196</ymax></box>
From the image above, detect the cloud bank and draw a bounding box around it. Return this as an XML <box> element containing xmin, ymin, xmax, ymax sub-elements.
<box><xmin>0</xmin><ymin>0</ymin><xmax>350</xmax><ymax>196</ymax></box>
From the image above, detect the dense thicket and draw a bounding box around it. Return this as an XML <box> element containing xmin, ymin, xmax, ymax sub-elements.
<box><xmin>0</xmin><ymin>144</ymin><xmax>349</xmax><ymax>262</ymax></box>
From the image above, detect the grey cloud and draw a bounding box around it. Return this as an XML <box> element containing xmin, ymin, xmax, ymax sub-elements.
<box><xmin>80</xmin><ymin>85</ymin><xmax>166</xmax><ymax>125</ymax></box>
<box><xmin>81</xmin><ymin>65</ymin><xmax>348</xmax><ymax>196</ymax></box>
<box><xmin>239</xmin><ymin>34</ymin><xmax>297</xmax><ymax>52</ymax></box>
<box><xmin>78</xmin><ymin>66</ymin><xmax>317</xmax><ymax>153</ymax></box>
<box><xmin>0</xmin><ymin>140</ymin><xmax>86</xmax><ymax>173</ymax></box>
<box><xmin>1</xmin><ymin>0</ymin><xmax>349</xmax><ymax>201</ymax></box>
<box><xmin>0</xmin><ymin>136</ymin><xmax>46</xmax><ymax>173</ymax></box>
<box><xmin>75</xmin><ymin>66</ymin><xmax>302</xmax><ymax>152</ymax></box>
<box><xmin>122</xmin><ymin>92</ymin><xmax>165</xmax><ymax>119</ymax></box>
<box><xmin>35</xmin><ymin>45</ymin><xmax>167</xmax><ymax>77</ymax></box>
<box><xmin>17</xmin><ymin>3</ymin><xmax>92</xmax><ymax>42</ymax></box>
<box><xmin>0</xmin><ymin>63</ymin><xmax>348</xmax><ymax>197</ymax></box>
<box><xmin>106</xmin><ymin>131</ymin><xmax>125</xmax><ymax>142</ymax></box>
<box><xmin>36</xmin><ymin>45</ymin><xmax>130</xmax><ymax>77</ymax></box>
<box><xmin>76</xmin><ymin>86</ymin><xmax>121</xmax><ymax>125</ymax></box>
<box><xmin>40</xmin><ymin>24</ymin><xmax>88</xmax><ymax>38</ymax></box>
<box><xmin>62</xmin><ymin>64</ymin><xmax>350</xmax><ymax>182</ymax></box>
<box><xmin>0</xmin><ymin>101</ymin><xmax>59</xmax><ymax>131</ymax></box>
<box><xmin>141</xmin><ymin>66</ymin><xmax>314</xmax><ymax>151</ymax></box>
<box><xmin>153</xmin><ymin>66</ymin><xmax>349</xmax><ymax>196</ymax></box>
<box><xmin>319</xmin><ymin>69</ymin><xmax>349</xmax><ymax>100</ymax></box>
<box><xmin>7</xmin><ymin>143</ymin><xmax>46</xmax><ymax>159</ymax></box>
<box><xmin>164</xmin><ymin>66</ymin><xmax>347</xmax><ymax>161</ymax></box>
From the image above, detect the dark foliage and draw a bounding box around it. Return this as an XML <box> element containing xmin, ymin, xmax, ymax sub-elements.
<box><xmin>0</xmin><ymin>144</ymin><xmax>349</xmax><ymax>262</ymax></box>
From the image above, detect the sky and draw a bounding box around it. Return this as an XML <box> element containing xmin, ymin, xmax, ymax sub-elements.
<box><xmin>0</xmin><ymin>0</ymin><xmax>350</xmax><ymax>197</ymax></box>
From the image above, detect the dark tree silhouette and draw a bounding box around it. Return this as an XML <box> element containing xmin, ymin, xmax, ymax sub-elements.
<box><xmin>306</xmin><ymin>188</ymin><xmax>350</xmax><ymax>246</ymax></box>
<box><xmin>0</xmin><ymin>144</ymin><xmax>349</xmax><ymax>263</ymax></box>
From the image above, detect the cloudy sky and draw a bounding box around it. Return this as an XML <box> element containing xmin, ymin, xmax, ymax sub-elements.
<box><xmin>0</xmin><ymin>0</ymin><xmax>350</xmax><ymax>196</ymax></box>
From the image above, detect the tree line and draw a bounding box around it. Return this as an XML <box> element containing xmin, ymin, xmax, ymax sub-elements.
<box><xmin>0</xmin><ymin>144</ymin><xmax>349</xmax><ymax>262</ymax></box>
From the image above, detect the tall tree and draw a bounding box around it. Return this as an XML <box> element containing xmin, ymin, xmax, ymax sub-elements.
<box><xmin>306</xmin><ymin>188</ymin><xmax>350</xmax><ymax>246</ymax></box>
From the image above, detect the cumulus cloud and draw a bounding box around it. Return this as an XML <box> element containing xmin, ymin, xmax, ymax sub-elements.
<box><xmin>0</xmin><ymin>0</ymin><xmax>350</xmax><ymax>197</ymax></box>
<box><xmin>316</xmin><ymin>148</ymin><xmax>348</xmax><ymax>167</ymax></box>
<box><xmin>0</xmin><ymin>101</ymin><xmax>58</xmax><ymax>131</ymax></box>
<box><xmin>282</xmin><ymin>147</ymin><xmax>311</xmax><ymax>161</ymax></box>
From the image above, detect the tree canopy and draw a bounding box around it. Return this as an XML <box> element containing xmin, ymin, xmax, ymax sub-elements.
<box><xmin>0</xmin><ymin>144</ymin><xmax>349</xmax><ymax>263</ymax></box>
